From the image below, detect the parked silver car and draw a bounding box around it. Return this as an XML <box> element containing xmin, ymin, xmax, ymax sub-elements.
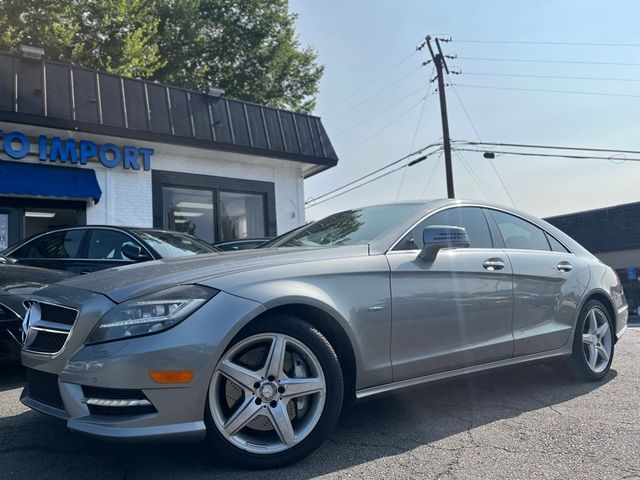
<box><xmin>20</xmin><ymin>200</ymin><xmax>628</xmax><ymax>468</ymax></box>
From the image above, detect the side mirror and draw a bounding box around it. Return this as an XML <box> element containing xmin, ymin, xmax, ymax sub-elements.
<box><xmin>122</xmin><ymin>242</ymin><xmax>148</xmax><ymax>262</ymax></box>
<box><xmin>418</xmin><ymin>225</ymin><xmax>470</xmax><ymax>261</ymax></box>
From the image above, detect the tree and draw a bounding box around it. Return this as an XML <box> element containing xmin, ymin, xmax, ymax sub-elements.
<box><xmin>0</xmin><ymin>0</ymin><xmax>164</xmax><ymax>78</ymax></box>
<box><xmin>0</xmin><ymin>0</ymin><xmax>323</xmax><ymax>112</ymax></box>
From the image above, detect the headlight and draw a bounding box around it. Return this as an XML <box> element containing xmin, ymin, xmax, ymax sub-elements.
<box><xmin>86</xmin><ymin>285</ymin><xmax>217</xmax><ymax>345</ymax></box>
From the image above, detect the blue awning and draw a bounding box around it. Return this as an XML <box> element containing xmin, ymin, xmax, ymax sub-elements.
<box><xmin>0</xmin><ymin>160</ymin><xmax>102</xmax><ymax>203</ymax></box>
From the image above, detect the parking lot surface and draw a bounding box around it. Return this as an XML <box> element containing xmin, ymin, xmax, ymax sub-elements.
<box><xmin>1</xmin><ymin>328</ymin><xmax>639</xmax><ymax>480</ymax></box>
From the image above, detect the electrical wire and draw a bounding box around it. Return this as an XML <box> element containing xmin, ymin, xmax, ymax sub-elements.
<box><xmin>453</xmin><ymin>148</ymin><xmax>492</xmax><ymax>200</ymax></box>
<box><xmin>452</xmin><ymin>83</ymin><xmax>640</xmax><ymax>99</ymax></box>
<box><xmin>326</xmin><ymin>64</ymin><xmax>424</xmax><ymax>123</ymax></box>
<box><xmin>306</xmin><ymin>148</ymin><xmax>443</xmax><ymax>208</ymax></box>
<box><xmin>421</xmin><ymin>154</ymin><xmax>443</xmax><ymax>197</ymax></box>
<box><xmin>453</xmin><ymin>140</ymin><xmax>640</xmax><ymax>156</ymax></box>
<box><xmin>462</xmin><ymin>72</ymin><xmax>640</xmax><ymax>83</ymax></box>
<box><xmin>458</xmin><ymin>56</ymin><xmax>640</xmax><ymax>67</ymax></box>
<box><xmin>305</xmin><ymin>142</ymin><xmax>443</xmax><ymax>206</ymax></box>
<box><xmin>453</xmin><ymin>39</ymin><xmax>640</xmax><ymax>48</ymax></box>
<box><xmin>319</xmin><ymin>50</ymin><xmax>419</xmax><ymax>116</ymax></box>
<box><xmin>447</xmin><ymin>78</ymin><xmax>517</xmax><ymax>206</ymax></box>
<box><xmin>339</xmin><ymin>97</ymin><xmax>430</xmax><ymax>157</ymax></box>
<box><xmin>396</xmin><ymin>75</ymin><xmax>435</xmax><ymax>200</ymax></box>
<box><xmin>455</xmin><ymin>148</ymin><xmax>640</xmax><ymax>163</ymax></box>
<box><xmin>331</xmin><ymin>83</ymin><xmax>427</xmax><ymax>138</ymax></box>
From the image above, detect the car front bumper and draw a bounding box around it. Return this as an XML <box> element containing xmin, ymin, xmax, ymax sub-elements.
<box><xmin>20</xmin><ymin>288</ymin><xmax>265</xmax><ymax>442</ymax></box>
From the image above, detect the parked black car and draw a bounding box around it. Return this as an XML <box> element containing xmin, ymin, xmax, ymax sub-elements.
<box><xmin>213</xmin><ymin>237</ymin><xmax>272</xmax><ymax>251</ymax></box>
<box><xmin>0</xmin><ymin>264</ymin><xmax>76</xmax><ymax>363</ymax></box>
<box><xmin>1</xmin><ymin>226</ymin><xmax>221</xmax><ymax>274</ymax></box>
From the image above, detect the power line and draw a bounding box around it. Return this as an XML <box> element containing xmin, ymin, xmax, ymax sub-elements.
<box><xmin>325</xmin><ymin>64</ymin><xmax>424</xmax><ymax>123</ymax></box>
<box><xmin>455</xmin><ymin>147</ymin><xmax>640</xmax><ymax>163</ymax></box>
<box><xmin>331</xmin><ymin>83</ymin><xmax>428</xmax><ymax>138</ymax></box>
<box><xmin>459</xmin><ymin>56</ymin><xmax>640</xmax><ymax>67</ymax></box>
<box><xmin>396</xmin><ymin>77</ymin><xmax>434</xmax><ymax>200</ymax></box>
<box><xmin>452</xmin><ymin>83</ymin><xmax>640</xmax><ymax>99</ymax></box>
<box><xmin>306</xmin><ymin>142</ymin><xmax>442</xmax><ymax>206</ymax></box>
<box><xmin>454</xmin><ymin>140</ymin><xmax>640</xmax><ymax>156</ymax></box>
<box><xmin>306</xmin><ymin>148</ymin><xmax>443</xmax><ymax>208</ymax></box>
<box><xmin>462</xmin><ymin>71</ymin><xmax>640</xmax><ymax>83</ymax></box>
<box><xmin>318</xmin><ymin>50</ymin><xmax>419</xmax><ymax>116</ymax></box>
<box><xmin>447</xmin><ymin>79</ymin><xmax>517</xmax><ymax>207</ymax></box>
<box><xmin>421</xmin><ymin>154</ymin><xmax>443</xmax><ymax>197</ymax></box>
<box><xmin>453</xmin><ymin>148</ymin><xmax>492</xmax><ymax>200</ymax></box>
<box><xmin>339</xmin><ymin>97</ymin><xmax>429</xmax><ymax>157</ymax></box>
<box><xmin>453</xmin><ymin>39</ymin><xmax>640</xmax><ymax>48</ymax></box>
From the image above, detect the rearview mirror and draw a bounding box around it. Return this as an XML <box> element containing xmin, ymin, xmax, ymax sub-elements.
<box><xmin>418</xmin><ymin>225</ymin><xmax>470</xmax><ymax>261</ymax></box>
<box><xmin>122</xmin><ymin>242</ymin><xmax>148</xmax><ymax>261</ymax></box>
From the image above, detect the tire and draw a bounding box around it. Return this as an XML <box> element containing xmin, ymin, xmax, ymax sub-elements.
<box><xmin>205</xmin><ymin>314</ymin><xmax>344</xmax><ymax>468</ymax></box>
<box><xmin>565</xmin><ymin>299</ymin><xmax>615</xmax><ymax>381</ymax></box>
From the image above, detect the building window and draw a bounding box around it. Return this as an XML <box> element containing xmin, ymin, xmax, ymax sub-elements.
<box><xmin>152</xmin><ymin>170</ymin><xmax>276</xmax><ymax>243</ymax></box>
<box><xmin>162</xmin><ymin>186</ymin><xmax>216</xmax><ymax>243</ymax></box>
<box><xmin>220</xmin><ymin>191</ymin><xmax>266</xmax><ymax>241</ymax></box>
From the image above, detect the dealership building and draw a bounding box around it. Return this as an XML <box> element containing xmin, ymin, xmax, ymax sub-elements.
<box><xmin>0</xmin><ymin>49</ymin><xmax>338</xmax><ymax>250</ymax></box>
<box><xmin>546</xmin><ymin>202</ymin><xmax>640</xmax><ymax>317</ymax></box>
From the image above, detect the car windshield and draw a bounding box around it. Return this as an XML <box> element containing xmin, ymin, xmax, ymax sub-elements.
<box><xmin>268</xmin><ymin>203</ymin><xmax>424</xmax><ymax>248</ymax></box>
<box><xmin>133</xmin><ymin>230</ymin><xmax>217</xmax><ymax>258</ymax></box>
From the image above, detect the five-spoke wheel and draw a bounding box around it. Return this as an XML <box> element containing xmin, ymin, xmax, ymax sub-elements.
<box><xmin>566</xmin><ymin>300</ymin><xmax>615</xmax><ymax>381</ymax></box>
<box><xmin>206</xmin><ymin>315</ymin><xmax>343</xmax><ymax>468</ymax></box>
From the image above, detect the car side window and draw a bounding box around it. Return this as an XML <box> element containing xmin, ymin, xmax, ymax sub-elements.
<box><xmin>490</xmin><ymin>210</ymin><xmax>550</xmax><ymax>251</ymax></box>
<box><xmin>394</xmin><ymin>207</ymin><xmax>493</xmax><ymax>250</ymax></box>
<box><xmin>86</xmin><ymin>229</ymin><xmax>140</xmax><ymax>260</ymax></box>
<box><xmin>12</xmin><ymin>230</ymin><xmax>84</xmax><ymax>259</ymax></box>
<box><xmin>545</xmin><ymin>232</ymin><xmax>570</xmax><ymax>253</ymax></box>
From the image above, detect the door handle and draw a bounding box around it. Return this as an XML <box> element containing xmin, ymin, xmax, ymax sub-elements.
<box><xmin>483</xmin><ymin>258</ymin><xmax>505</xmax><ymax>271</ymax></box>
<box><xmin>557</xmin><ymin>262</ymin><xmax>573</xmax><ymax>272</ymax></box>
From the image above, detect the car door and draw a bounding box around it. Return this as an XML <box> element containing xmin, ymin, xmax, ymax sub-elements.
<box><xmin>486</xmin><ymin>209</ymin><xmax>590</xmax><ymax>356</ymax></box>
<box><xmin>80</xmin><ymin>228</ymin><xmax>147</xmax><ymax>273</ymax></box>
<box><xmin>387</xmin><ymin>206</ymin><xmax>514</xmax><ymax>381</ymax></box>
<box><xmin>8</xmin><ymin>229</ymin><xmax>88</xmax><ymax>272</ymax></box>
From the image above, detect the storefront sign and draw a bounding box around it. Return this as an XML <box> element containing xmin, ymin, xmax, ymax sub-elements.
<box><xmin>0</xmin><ymin>130</ymin><xmax>153</xmax><ymax>171</ymax></box>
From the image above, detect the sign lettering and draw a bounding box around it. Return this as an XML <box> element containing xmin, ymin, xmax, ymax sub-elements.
<box><xmin>1</xmin><ymin>130</ymin><xmax>153</xmax><ymax>171</ymax></box>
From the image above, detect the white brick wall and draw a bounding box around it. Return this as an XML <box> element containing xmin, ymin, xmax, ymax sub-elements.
<box><xmin>0</xmin><ymin>121</ymin><xmax>306</xmax><ymax>235</ymax></box>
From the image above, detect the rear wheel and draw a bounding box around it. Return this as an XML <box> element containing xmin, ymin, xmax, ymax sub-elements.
<box><xmin>206</xmin><ymin>315</ymin><xmax>343</xmax><ymax>468</ymax></box>
<box><xmin>566</xmin><ymin>300</ymin><xmax>614</xmax><ymax>381</ymax></box>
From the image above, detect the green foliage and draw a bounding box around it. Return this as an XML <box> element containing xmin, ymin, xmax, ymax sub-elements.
<box><xmin>0</xmin><ymin>0</ymin><xmax>323</xmax><ymax>112</ymax></box>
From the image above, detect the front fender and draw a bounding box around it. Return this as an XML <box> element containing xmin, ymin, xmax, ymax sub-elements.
<box><xmin>200</xmin><ymin>255</ymin><xmax>393</xmax><ymax>389</ymax></box>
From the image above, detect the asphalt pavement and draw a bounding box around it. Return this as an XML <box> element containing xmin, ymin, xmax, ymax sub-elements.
<box><xmin>1</xmin><ymin>328</ymin><xmax>639</xmax><ymax>480</ymax></box>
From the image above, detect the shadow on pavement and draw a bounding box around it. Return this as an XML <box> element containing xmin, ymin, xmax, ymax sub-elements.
<box><xmin>0</xmin><ymin>362</ymin><xmax>616</xmax><ymax>479</ymax></box>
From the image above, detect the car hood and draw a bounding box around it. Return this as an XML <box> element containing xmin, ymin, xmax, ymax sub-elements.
<box><xmin>57</xmin><ymin>245</ymin><xmax>370</xmax><ymax>303</ymax></box>
<box><xmin>0</xmin><ymin>265</ymin><xmax>77</xmax><ymax>297</ymax></box>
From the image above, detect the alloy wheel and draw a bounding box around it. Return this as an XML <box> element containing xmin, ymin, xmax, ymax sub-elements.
<box><xmin>582</xmin><ymin>307</ymin><xmax>612</xmax><ymax>374</ymax></box>
<box><xmin>209</xmin><ymin>333</ymin><xmax>327</xmax><ymax>454</ymax></box>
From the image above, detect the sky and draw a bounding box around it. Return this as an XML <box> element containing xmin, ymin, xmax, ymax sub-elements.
<box><xmin>291</xmin><ymin>1</ymin><xmax>640</xmax><ymax>221</ymax></box>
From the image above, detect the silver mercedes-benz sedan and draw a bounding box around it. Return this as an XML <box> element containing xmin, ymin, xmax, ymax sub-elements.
<box><xmin>20</xmin><ymin>199</ymin><xmax>628</xmax><ymax>468</ymax></box>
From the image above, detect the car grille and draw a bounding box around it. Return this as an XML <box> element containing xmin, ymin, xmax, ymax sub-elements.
<box><xmin>35</xmin><ymin>302</ymin><xmax>78</xmax><ymax>326</ymax></box>
<box><xmin>23</xmin><ymin>302</ymin><xmax>78</xmax><ymax>355</ymax></box>
<box><xmin>27</xmin><ymin>330</ymin><xmax>68</xmax><ymax>353</ymax></box>
<box><xmin>26</xmin><ymin>368</ymin><xmax>64</xmax><ymax>410</ymax></box>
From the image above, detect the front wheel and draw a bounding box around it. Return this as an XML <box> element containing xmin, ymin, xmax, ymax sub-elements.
<box><xmin>565</xmin><ymin>300</ymin><xmax>614</xmax><ymax>381</ymax></box>
<box><xmin>206</xmin><ymin>315</ymin><xmax>344</xmax><ymax>468</ymax></box>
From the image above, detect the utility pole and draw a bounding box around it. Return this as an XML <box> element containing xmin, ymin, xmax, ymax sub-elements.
<box><xmin>424</xmin><ymin>36</ymin><xmax>454</xmax><ymax>198</ymax></box>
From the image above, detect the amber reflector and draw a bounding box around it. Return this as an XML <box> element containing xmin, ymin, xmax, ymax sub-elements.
<box><xmin>149</xmin><ymin>370</ymin><xmax>194</xmax><ymax>384</ymax></box>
